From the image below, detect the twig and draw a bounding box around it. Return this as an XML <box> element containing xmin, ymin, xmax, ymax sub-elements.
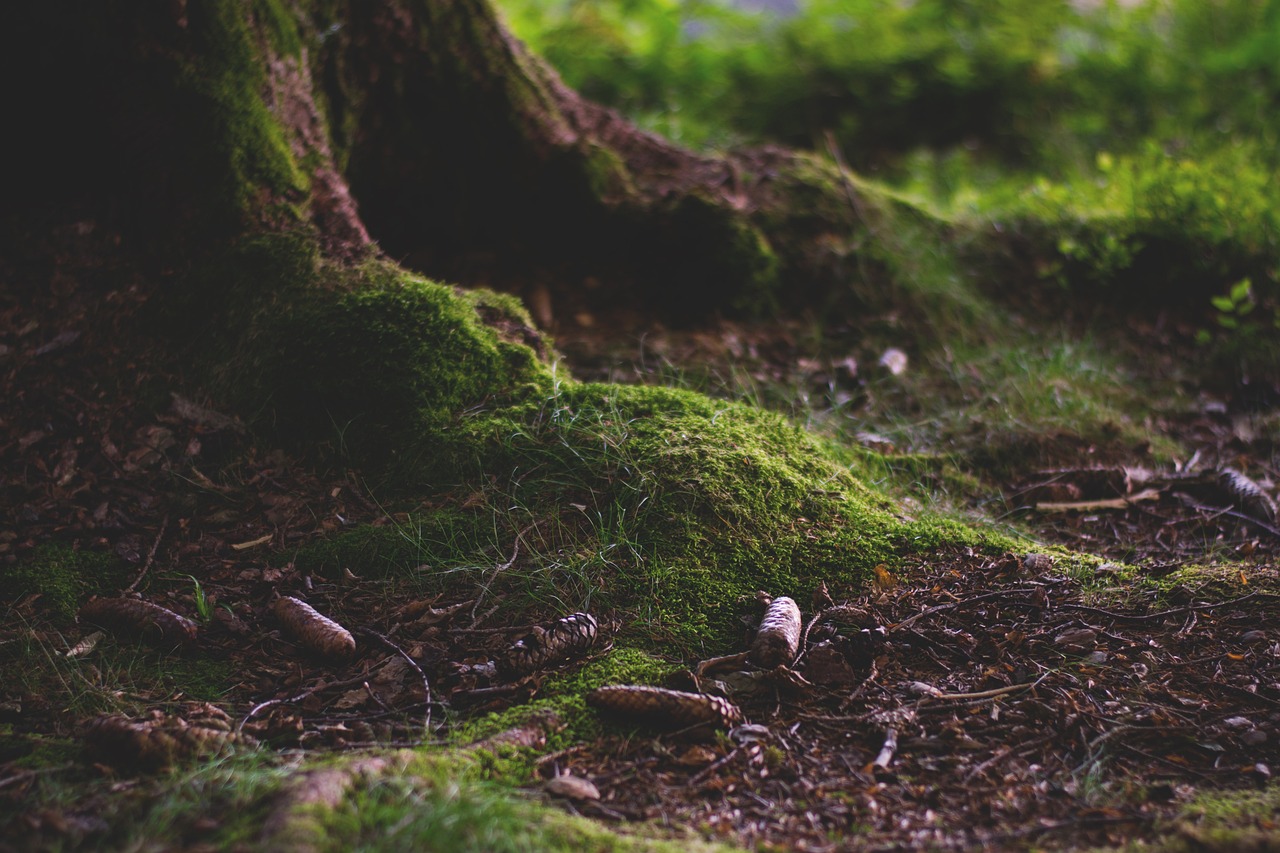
<box><xmin>1035</xmin><ymin>488</ymin><xmax>1161</xmax><ymax>512</ymax></box>
<box><xmin>1055</xmin><ymin>592</ymin><xmax>1278</xmax><ymax>624</ymax></box>
<box><xmin>929</xmin><ymin>682</ymin><xmax>1037</xmax><ymax>701</ymax></box>
<box><xmin>824</xmin><ymin>130</ymin><xmax>874</xmax><ymax>231</ymax></box>
<box><xmin>922</xmin><ymin>670</ymin><xmax>1054</xmax><ymax>703</ymax></box>
<box><xmin>0</xmin><ymin>763</ymin><xmax>75</xmax><ymax>790</ymax></box>
<box><xmin>687</xmin><ymin>746</ymin><xmax>744</xmax><ymax>787</ymax></box>
<box><xmin>1175</xmin><ymin>493</ymin><xmax>1280</xmax><ymax>539</ymax></box>
<box><xmin>123</xmin><ymin>515</ymin><xmax>169</xmax><ymax>594</ymax></box>
<box><xmin>871</xmin><ymin>727</ymin><xmax>898</xmax><ymax>770</ymax></box>
<box><xmin>469</xmin><ymin>527</ymin><xmax>531</xmax><ymax>626</ymax></box>
<box><xmin>362</xmin><ymin>681</ymin><xmax>392</xmax><ymax>713</ymax></box>
<box><xmin>235</xmin><ymin>672</ymin><xmax>374</xmax><ymax>735</ymax></box>
<box><xmin>892</xmin><ymin>588</ymin><xmax>1044</xmax><ymax>632</ymax></box>
<box><xmin>355</xmin><ymin>627</ymin><xmax>434</xmax><ymax>737</ymax></box>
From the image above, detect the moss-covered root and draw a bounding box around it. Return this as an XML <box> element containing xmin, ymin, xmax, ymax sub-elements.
<box><xmin>260</xmin><ymin>754</ymin><xmax>408</xmax><ymax>853</ymax></box>
<box><xmin>256</xmin><ymin>712</ymin><xmax>716</xmax><ymax>853</ymax></box>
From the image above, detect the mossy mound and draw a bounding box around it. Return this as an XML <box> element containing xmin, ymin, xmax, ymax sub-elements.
<box><xmin>288</xmin><ymin>375</ymin><xmax>1005</xmax><ymax>652</ymax></box>
<box><xmin>253</xmin><ymin>263</ymin><xmax>550</xmax><ymax>466</ymax></box>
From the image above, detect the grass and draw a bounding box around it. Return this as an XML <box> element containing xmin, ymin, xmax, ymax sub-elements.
<box><xmin>1</xmin><ymin>617</ymin><xmax>235</xmax><ymax>722</ymax></box>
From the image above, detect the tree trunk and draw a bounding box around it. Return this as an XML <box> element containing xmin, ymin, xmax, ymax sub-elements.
<box><xmin>1</xmin><ymin>0</ymin><xmax>889</xmax><ymax>476</ymax></box>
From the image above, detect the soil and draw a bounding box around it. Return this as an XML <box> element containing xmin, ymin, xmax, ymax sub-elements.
<box><xmin>3</xmin><ymin>264</ymin><xmax>1279</xmax><ymax>851</ymax></box>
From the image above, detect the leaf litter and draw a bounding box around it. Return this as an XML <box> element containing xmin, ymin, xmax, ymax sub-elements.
<box><xmin>3</xmin><ymin>270</ymin><xmax>1280</xmax><ymax>850</ymax></box>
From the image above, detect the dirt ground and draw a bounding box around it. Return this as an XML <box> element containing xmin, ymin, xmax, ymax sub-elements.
<box><xmin>3</xmin><ymin>273</ymin><xmax>1279</xmax><ymax>851</ymax></box>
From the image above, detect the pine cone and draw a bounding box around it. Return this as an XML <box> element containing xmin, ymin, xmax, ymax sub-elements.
<box><xmin>498</xmin><ymin>612</ymin><xmax>598</xmax><ymax>678</ymax></box>
<box><xmin>750</xmin><ymin>596</ymin><xmax>801</xmax><ymax>668</ymax></box>
<box><xmin>83</xmin><ymin>713</ymin><xmax>252</xmax><ymax>772</ymax></box>
<box><xmin>78</xmin><ymin>597</ymin><xmax>197</xmax><ymax>649</ymax></box>
<box><xmin>273</xmin><ymin>596</ymin><xmax>356</xmax><ymax>661</ymax></box>
<box><xmin>587</xmin><ymin>685</ymin><xmax>743</xmax><ymax>729</ymax></box>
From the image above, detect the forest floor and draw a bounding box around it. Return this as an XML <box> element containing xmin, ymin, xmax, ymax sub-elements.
<box><xmin>3</xmin><ymin>266</ymin><xmax>1280</xmax><ymax>851</ymax></box>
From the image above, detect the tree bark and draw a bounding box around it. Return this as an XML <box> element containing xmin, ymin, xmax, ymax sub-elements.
<box><xmin>1</xmin><ymin>0</ymin><xmax>886</xmax><ymax>468</ymax></box>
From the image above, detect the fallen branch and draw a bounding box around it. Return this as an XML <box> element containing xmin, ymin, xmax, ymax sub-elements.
<box><xmin>1034</xmin><ymin>488</ymin><xmax>1161</xmax><ymax>512</ymax></box>
<box><xmin>469</xmin><ymin>526</ymin><xmax>532</xmax><ymax>626</ymax></box>
<box><xmin>355</xmin><ymin>627</ymin><xmax>434</xmax><ymax>738</ymax></box>
<box><xmin>123</xmin><ymin>515</ymin><xmax>169</xmax><ymax>594</ymax></box>
<box><xmin>871</xmin><ymin>727</ymin><xmax>898</xmax><ymax>771</ymax></box>
<box><xmin>892</xmin><ymin>588</ymin><xmax>1044</xmax><ymax>633</ymax></box>
<box><xmin>236</xmin><ymin>671</ymin><xmax>378</xmax><ymax>735</ymax></box>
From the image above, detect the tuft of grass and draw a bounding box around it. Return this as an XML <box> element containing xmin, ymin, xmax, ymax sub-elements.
<box><xmin>0</xmin><ymin>618</ymin><xmax>234</xmax><ymax>721</ymax></box>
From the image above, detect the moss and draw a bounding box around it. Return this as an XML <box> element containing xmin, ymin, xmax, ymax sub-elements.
<box><xmin>167</xmin><ymin>231</ymin><xmax>320</xmax><ymax>358</ymax></box>
<box><xmin>1</xmin><ymin>543</ymin><xmax>126</xmax><ymax>618</ymax></box>
<box><xmin>258</xmin><ymin>264</ymin><xmax>551</xmax><ymax>470</ymax></box>
<box><xmin>582</xmin><ymin>143</ymin><xmax>639</xmax><ymax>203</ymax></box>
<box><xmin>182</xmin><ymin>0</ymin><xmax>309</xmax><ymax>224</ymax></box>
<box><xmin>0</xmin><ymin>731</ymin><xmax>78</xmax><ymax>770</ymax></box>
<box><xmin>452</xmin><ymin>647</ymin><xmax>679</xmax><ymax>756</ymax></box>
<box><xmin>251</xmin><ymin>0</ymin><xmax>304</xmax><ymax>59</ymax></box>
<box><xmin>1146</xmin><ymin>787</ymin><xmax>1280</xmax><ymax>853</ymax></box>
<box><xmin>288</xmin><ymin>510</ymin><xmax>495</xmax><ymax>583</ymax></box>
<box><xmin>654</xmin><ymin>193</ymin><xmax>781</xmax><ymax>315</ymax></box>
<box><xmin>381</xmin><ymin>381</ymin><xmax>1005</xmax><ymax>653</ymax></box>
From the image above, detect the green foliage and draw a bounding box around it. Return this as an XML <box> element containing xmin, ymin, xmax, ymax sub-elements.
<box><xmin>497</xmin><ymin>0</ymin><xmax>1280</xmax><ymax>377</ymax></box>
<box><xmin>434</xmin><ymin>383</ymin><xmax>1002</xmax><ymax>648</ymax></box>
<box><xmin>988</xmin><ymin>143</ymin><xmax>1280</xmax><ymax>279</ymax></box>
<box><xmin>497</xmin><ymin>0</ymin><xmax>1280</xmax><ymax>170</ymax></box>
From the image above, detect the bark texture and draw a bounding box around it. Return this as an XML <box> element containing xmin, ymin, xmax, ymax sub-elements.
<box><xmin>1</xmin><ymin>0</ymin><xmax>885</xmax><ymax>471</ymax></box>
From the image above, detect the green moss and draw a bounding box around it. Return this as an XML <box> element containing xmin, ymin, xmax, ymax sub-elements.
<box><xmin>178</xmin><ymin>0</ymin><xmax>309</xmax><ymax>230</ymax></box>
<box><xmin>167</xmin><ymin>231</ymin><xmax>320</xmax><ymax>357</ymax></box>
<box><xmin>371</xmin><ymin>381</ymin><xmax>1003</xmax><ymax>652</ymax></box>
<box><xmin>339</xmin><ymin>773</ymin><xmax>703</xmax><ymax>852</ymax></box>
<box><xmin>288</xmin><ymin>510</ymin><xmax>496</xmax><ymax>582</ymax></box>
<box><xmin>0</xmin><ymin>730</ymin><xmax>78</xmax><ymax>771</ymax></box>
<box><xmin>583</xmin><ymin>143</ymin><xmax>639</xmax><ymax>203</ymax></box>
<box><xmin>259</xmin><ymin>264</ymin><xmax>550</xmax><ymax>469</ymax></box>
<box><xmin>251</xmin><ymin>0</ymin><xmax>304</xmax><ymax>59</ymax></box>
<box><xmin>1146</xmin><ymin>787</ymin><xmax>1280</xmax><ymax>853</ymax></box>
<box><xmin>453</xmin><ymin>647</ymin><xmax>678</xmax><ymax>755</ymax></box>
<box><xmin>1</xmin><ymin>543</ymin><xmax>126</xmax><ymax>618</ymax></box>
<box><xmin>659</xmin><ymin>193</ymin><xmax>781</xmax><ymax>314</ymax></box>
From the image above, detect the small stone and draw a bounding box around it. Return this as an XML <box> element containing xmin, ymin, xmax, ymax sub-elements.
<box><xmin>1240</xmin><ymin>630</ymin><xmax>1268</xmax><ymax>644</ymax></box>
<box><xmin>1053</xmin><ymin>627</ymin><xmax>1098</xmax><ymax>651</ymax></box>
<box><xmin>878</xmin><ymin>348</ymin><xmax>908</xmax><ymax>376</ymax></box>
<box><xmin>1022</xmin><ymin>553</ymin><xmax>1054</xmax><ymax>573</ymax></box>
<box><xmin>545</xmin><ymin>774</ymin><xmax>600</xmax><ymax>801</ymax></box>
<box><xmin>1241</xmin><ymin>729</ymin><xmax>1268</xmax><ymax>746</ymax></box>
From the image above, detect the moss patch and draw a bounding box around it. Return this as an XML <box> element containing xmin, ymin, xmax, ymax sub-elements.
<box><xmin>1156</xmin><ymin>787</ymin><xmax>1280</xmax><ymax>852</ymax></box>
<box><xmin>280</xmin><ymin>379</ymin><xmax>1008</xmax><ymax>654</ymax></box>
<box><xmin>1</xmin><ymin>543</ymin><xmax>127</xmax><ymax>618</ymax></box>
<box><xmin>257</xmin><ymin>264</ymin><xmax>549</xmax><ymax>473</ymax></box>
